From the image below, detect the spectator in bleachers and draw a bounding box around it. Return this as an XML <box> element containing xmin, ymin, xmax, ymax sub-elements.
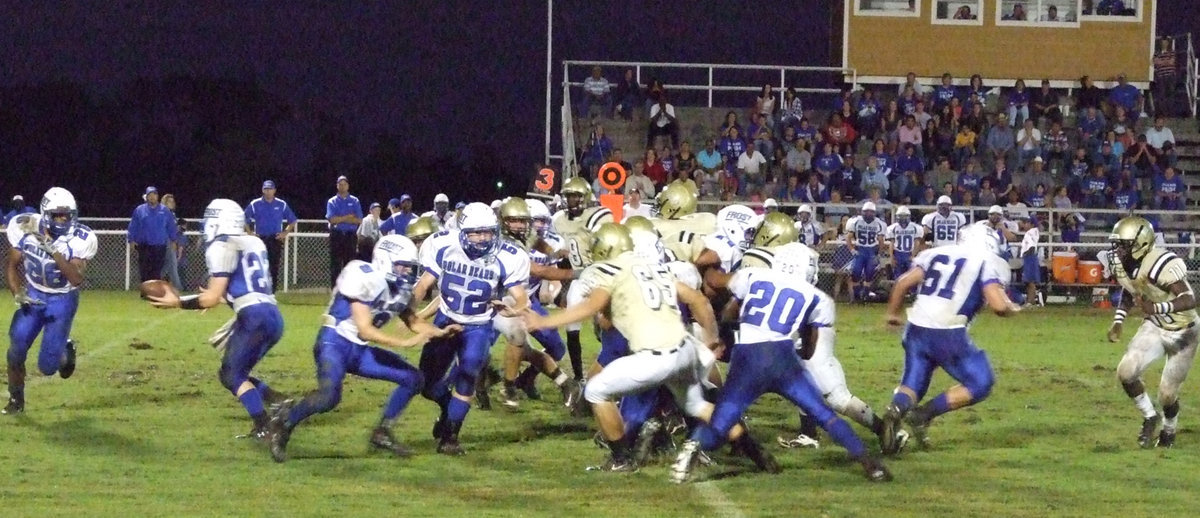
<box><xmin>643</xmin><ymin>78</ymin><xmax>665</xmax><ymax>114</ymax></box>
<box><xmin>1059</xmin><ymin>212</ymin><xmax>1081</xmax><ymax>243</ymax></box>
<box><xmin>785</xmin><ymin>139</ymin><xmax>811</xmax><ymax>175</ymax></box>
<box><xmin>929</xmin><ymin>115</ymin><xmax>956</xmax><ymax>161</ymax></box>
<box><xmin>825</xmin><ymin>113</ymin><xmax>857</xmax><ymax>157</ymax></box>
<box><xmin>720</xmin><ymin>111</ymin><xmax>742</xmax><ymax>138</ymax></box>
<box><xmin>900</xmin><ymin>169</ymin><xmax>926</xmax><ymax>204</ymax></box>
<box><xmin>865</xmin><ymin>187</ymin><xmax>892</xmax><ymax>213</ymax></box>
<box><xmin>941</xmin><ymin>181</ymin><xmax>958</xmax><ymax>204</ymax></box>
<box><xmin>898</xmin><ymin>72</ymin><xmax>931</xmax><ymax>99</ymax></box>
<box><xmin>1039</xmin><ymin>4</ymin><xmax>1061</xmax><ymax>22</ymax></box>
<box><xmin>984</xmin><ymin>114</ymin><xmax>1016</xmax><ymax>171</ymax></box>
<box><xmin>1094</xmin><ymin>141</ymin><xmax>1121</xmax><ymax>175</ymax></box>
<box><xmin>675</xmin><ymin>141</ymin><xmax>695</xmax><ymax>170</ymax></box>
<box><xmin>1154</xmin><ymin>167</ymin><xmax>1185</xmax><ymax>210</ymax></box>
<box><xmin>737</xmin><ymin>142</ymin><xmax>768</xmax><ymax>196</ymax></box>
<box><xmin>978</xmin><ymin>178</ymin><xmax>997</xmax><ymax>207</ymax></box>
<box><xmin>896</xmin><ymin>143</ymin><xmax>924</xmax><ymax>187</ymax></box>
<box><xmin>870</xmin><ymin>138</ymin><xmax>894</xmax><ymax>170</ymax></box>
<box><xmin>779</xmin><ymin>88</ymin><xmax>803</xmax><ymax>130</ymax></box>
<box><xmin>957</xmin><ymin>160</ymin><xmax>982</xmax><ymax>198</ymax></box>
<box><xmin>1077</xmin><ymin>106</ymin><xmax>1106</xmax><ymax>151</ymax></box>
<box><xmin>755</xmin><ymin>84</ymin><xmax>776</xmax><ymax>128</ymax></box>
<box><xmin>621</xmin><ymin>188</ymin><xmax>652</xmax><ymax>221</ymax></box>
<box><xmin>796</xmin><ymin>117</ymin><xmax>818</xmax><ymax>142</ymax></box>
<box><xmin>965</xmin><ymin>75</ymin><xmax>988</xmax><ymax>108</ymax></box>
<box><xmin>1107</xmin><ymin>73</ymin><xmax>1143</xmax><ymax>120</ymax></box>
<box><xmin>1052</xmin><ymin>186</ymin><xmax>1074</xmax><ymax>209</ymax></box>
<box><xmin>638</xmin><ymin>148</ymin><xmax>667</xmax><ymax>191</ymax></box>
<box><xmin>748</xmin><ymin>113</ymin><xmax>774</xmax><ymax>158</ymax></box>
<box><xmin>720</xmin><ymin>165</ymin><xmax>739</xmax><ymax>201</ymax></box>
<box><xmin>697</xmin><ymin>139</ymin><xmax>723</xmax><ymax>174</ymax></box>
<box><xmin>989</xmin><ymin>158</ymin><xmax>1015</xmax><ymax>200</ymax></box>
<box><xmin>881</xmin><ymin>100</ymin><xmax>902</xmax><ymax>142</ymax></box>
<box><xmin>960</xmin><ymin>188</ymin><xmax>977</xmax><ymax>209</ymax></box>
<box><xmin>719</xmin><ymin>127</ymin><xmax>747</xmax><ymax>171</ymax></box>
<box><xmin>825</xmin><ymin>189</ymin><xmax>850</xmax><ymax>229</ymax></box>
<box><xmin>912</xmin><ymin>100</ymin><xmax>932</xmax><ymax>131</ymax></box>
<box><xmin>962</xmin><ymin>101</ymin><xmax>987</xmax><ymax>142</ymax></box>
<box><xmin>1022</xmin><ymin>157</ymin><xmax>1054</xmax><ymax>197</ymax></box>
<box><xmin>646</xmin><ymin>96</ymin><xmax>680</xmax><ymax>149</ymax></box>
<box><xmin>613</xmin><ymin>68</ymin><xmax>641</xmax><ymax>121</ymax></box>
<box><xmin>1076</xmin><ymin>75</ymin><xmax>1104</xmax><ymax>112</ymax></box>
<box><xmin>1123</xmin><ymin>134</ymin><xmax>1156</xmax><ymax>172</ymax></box>
<box><xmin>838</xmin><ymin>100</ymin><xmax>858</xmax><ymax>136</ymax></box>
<box><xmin>927</xmin><ymin>156</ymin><xmax>959</xmax><ymax>195</ymax></box>
<box><xmin>625</xmin><ymin>161</ymin><xmax>656</xmax><ymax>199</ymax></box>
<box><xmin>1100</xmin><ymin>129</ymin><xmax>1125</xmax><ymax>158</ymax></box>
<box><xmin>1006</xmin><ymin>79</ymin><xmax>1030</xmax><ymax>127</ymax></box>
<box><xmin>900</xmin><ymin>85</ymin><xmax>919</xmax><ymax>116</ymax></box>
<box><xmin>798</xmin><ymin>172</ymin><xmax>829</xmax><ymax>204</ymax></box>
<box><xmin>1096</xmin><ymin>0</ymin><xmax>1129</xmax><ymax>15</ymax></box>
<box><xmin>1003</xmin><ymin>3</ymin><xmax>1028</xmax><ymax>20</ymax></box>
<box><xmin>813</xmin><ymin>141</ymin><xmax>842</xmax><ymax>179</ymax></box>
<box><xmin>591</xmin><ymin>174</ymin><xmax>616</xmax><ymax>197</ymax></box>
<box><xmin>607</xmin><ymin>148</ymin><xmax>633</xmax><ymax>178</ymax></box>
<box><xmin>1066</xmin><ymin>147</ymin><xmax>1091</xmax><ymax>200</ymax></box>
<box><xmin>1026</xmin><ymin>183</ymin><xmax>1048</xmax><ymax>209</ymax></box>
<box><xmin>1112</xmin><ymin>178</ymin><xmax>1139</xmax><ymax>212</ymax></box>
<box><xmin>838</xmin><ymin>154</ymin><xmax>865</xmax><ymax>199</ymax></box>
<box><xmin>581</xmin><ymin>124</ymin><xmax>613</xmax><ymax>174</ymax></box>
<box><xmin>857</xmin><ymin>88</ymin><xmax>882</xmax><ymax>142</ymax></box>
<box><xmin>697</xmin><ymin>165</ymin><xmax>719</xmax><ymax>200</ymax></box>
<box><xmin>578</xmin><ymin>66</ymin><xmax>613</xmax><ymax>119</ymax></box>
<box><xmin>861</xmin><ymin>156</ymin><xmax>890</xmax><ymax>196</ymax></box>
<box><xmin>932</xmin><ymin>73</ymin><xmax>957</xmax><ymax>111</ymax></box>
<box><xmin>898</xmin><ymin>115</ymin><xmax>923</xmax><ymax>159</ymax></box>
<box><xmin>1016</xmin><ymin>118</ymin><xmax>1043</xmax><ymax>168</ymax></box>
<box><xmin>1030</xmin><ymin>79</ymin><xmax>1063</xmax><ymax>126</ymax></box>
<box><xmin>1109</xmin><ymin>105</ymin><xmax>1135</xmax><ymax>138</ymax></box>
<box><xmin>659</xmin><ymin>144</ymin><xmax>676</xmax><ymax>176</ymax></box>
<box><xmin>1041</xmin><ymin>121</ymin><xmax>1069</xmax><ymax>168</ymax></box>
<box><xmin>1153</xmin><ymin>38</ymin><xmax>1179</xmax><ymax>102</ymax></box>
<box><xmin>779</xmin><ymin>126</ymin><xmax>798</xmax><ymax>154</ymax></box>
<box><xmin>948</xmin><ymin>96</ymin><xmax>963</xmax><ymax>123</ymax></box>
<box><xmin>1082</xmin><ymin>165</ymin><xmax>1112</xmax><ymax>208</ymax></box>
<box><xmin>1144</xmin><ymin>115</ymin><xmax>1177</xmax><ymax>168</ymax></box>
<box><xmin>1005</xmin><ymin>189</ymin><xmax>1029</xmax><ymax>219</ymax></box>
<box><xmin>779</xmin><ymin>174</ymin><xmax>803</xmax><ymax>203</ymax></box>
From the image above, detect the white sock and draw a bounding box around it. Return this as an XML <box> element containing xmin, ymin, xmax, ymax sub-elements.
<box><xmin>1133</xmin><ymin>393</ymin><xmax>1157</xmax><ymax>419</ymax></box>
<box><xmin>1163</xmin><ymin>415</ymin><xmax>1178</xmax><ymax>432</ymax></box>
<box><xmin>553</xmin><ymin>372</ymin><xmax>569</xmax><ymax>386</ymax></box>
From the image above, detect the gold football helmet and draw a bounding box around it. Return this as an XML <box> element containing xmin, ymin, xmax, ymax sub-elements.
<box><xmin>404</xmin><ymin>216</ymin><xmax>438</xmax><ymax>247</ymax></box>
<box><xmin>623</xmin><ymin>215</ymin><xmax>658</xmax><ymax>237</ymax></box>
<box><xmin>499</xmin><ymin>197</ymin><xmax>532</xmax><ymax>241</ymax></box>
<box><xmin>657</xmin><ymin>183</ymin><xmax>697</xmax><ymax>219</ymax></box>
<box><xmin>590</xmin><ymin>223</ymin><xmax>633</xmax><ymax>262</ymax></box>
<box><xmin>752</xmin><ymin>211</ymin><xmax>799</xmax><ymax>247</ymax></box>
<box><xmin>1109</xmin><ymin>216</ymin><xmax>1155</xmax><ymax>265</ymax></box>
<box><xmin>561</xmin><ymin>176</ymin><xmax>592</xmax><ymax>217</ymax></box>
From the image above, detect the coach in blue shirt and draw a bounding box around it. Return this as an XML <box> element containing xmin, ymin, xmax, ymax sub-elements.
<box><xmin>378</xmin><ymin>194</ymin><xmax>416</xmax><ymax>236</ymax></box>
<box><xmin>127</xmin><ymin>186</ymin><xmax>178</xmax><ymax>284</ymax></box>
<box><xmin>325</xmin><ymin>175</ymin><xmax>362</xmax><ymax>287</ymax></box>
<box><xmin>245</xmin><ymin>180</ymin><xmax>298</xmax><ymax>292</ymax></box>
<box><xmin>1</xmin><ymin>195</ymin><xmax>36</xmax><ymax>228</ymax></box>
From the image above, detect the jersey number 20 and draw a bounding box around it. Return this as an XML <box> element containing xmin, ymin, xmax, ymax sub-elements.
<box><xmin>742</xmin><ymin>280</ymin><xmax>808</xmax><ymax>334</ymax></box>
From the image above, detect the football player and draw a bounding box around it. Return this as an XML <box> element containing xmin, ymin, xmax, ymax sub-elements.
<box><xmin>845</xmin><ymin>202</ymin><xmax>887</xmax><ymax>303</ymax></box>
<box><xmin>553</xmin><ymin>177</ymin><xmax>614</xmax><ymax>381</ymax></box>
<box><xmin>524</xmin><ymin>224</ymin><xmax>762</xmax><ymax>472</ymax></box>
<box><xmin>491</xmin><ymin>198</ymin><xmax>580</xmax><ymax>408</ymax></box>
<box><xmin>651</xmin><ymin>183</ymin><xmax>717</xmax><ymax>246</ymax></box>
<box><xmin>268</xmin><ymin>235</ymin><xmax>455</xmax><ymax>462</ymax></box>
<box><xmin>404</xmin><ymin>216</ymin><xmax>439</xmax><ymax>250</ymax></box>
<box><xmin>880</xmin><ymin>224</ymin><xmax>1020</xmax><ymax>453</ymax></box>
<box><xmin>885</xmin><ymin>206</ymin><xmax>924</xmax><ymax>279</ymax></box>
<box><xmin>147</xmin><ymin>199</ymin><xmax>287</xmax><ymax>436</ymax></box>
<box><xmin>4</xmin><ymin>188</ymin><xmax>96</xmax><ymax>414</ymax></box>
<box><xmin>920</xmin><ymin>195</ymin><xmax>967</xmax><ymax>248</ymax></box>
<box><xmin>672</xmin><ymin>243</ymin><xmax>892</xmax><ymax>483</ymax></box>
<box><xmin>792</xmin><ymin>204</ymin><xmax>824</xmax><ymax>247</ymax></box>
<box><xmin>413</xmin><ymin>203</ymin><xmax>529</xmax><ymax>454</ymax></box>
<box><xmin>1106</xmin><ymin>216</ymin><xmax>1199</xmax><ymax>448</ymax></box>
<box><xmin>420</xmin><ymin>193</ymin><xmax>453</xmax><ymax>229</ymax></box>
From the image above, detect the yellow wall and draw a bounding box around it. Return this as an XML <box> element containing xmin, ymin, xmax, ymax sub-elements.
<box><xmin>845</xmin><ymin>0</ymin><xmax>1154</xmax><ymax>83</ymax></box>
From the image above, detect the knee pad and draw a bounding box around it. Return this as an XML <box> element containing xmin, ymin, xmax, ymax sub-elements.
<box><xmin>963</xmin><ymin>364</ymin><xmax>995</xmax><ymax>402</ymax></box>
<box><xmin>1115</xmin><ymin>353</ymin><xmax>1143</xmax><ymax>383</ymax></box>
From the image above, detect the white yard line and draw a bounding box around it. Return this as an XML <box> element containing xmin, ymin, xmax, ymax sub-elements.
<box><xmin>694</xmin><ymin>481</ymin><xmax>747</xmax><ymax>518</ymax></box>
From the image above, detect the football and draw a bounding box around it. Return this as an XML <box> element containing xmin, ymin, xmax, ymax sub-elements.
<box><xmin>139</xmin><ymin>280</ymin><xmax>175</xmax><ymax>300</ymax></box>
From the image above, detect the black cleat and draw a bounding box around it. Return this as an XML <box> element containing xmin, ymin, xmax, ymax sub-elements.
<box><xmin>860</xmin><ymin>456</ymin><xmax>894</xmax><ymax>482</ymax></box>
<box><xmin>267</xmin><ymin>400</ymin><xmax>294</xmax><ymax>463</ymax></box>
<box><xmin>1157</xmin><ymin>428</ymin><xmax>1176</xmax><ymax>449</ymax></box>
<box><xmin>432</xmin><ymin>417</ymin><xmax>446</xmax><ymax>440</ymax></box>
<box><xmin>880</xmin><ymin>404</ymin><xmax>904</xmax><ymax>454</ymax></box>
<box><xmin>904</xmin><ymin>411</ymin><xmax>931</xmax><ymax>450</ymax></box>
<box><xmin>737</xmin><ymin>434</ymin><xmax>782</xmax><ymax>474</ymax></box>
<box><xmin>632</xmin><ymin>418</ymin><xmax>662</xmax><ymax>466</ymax></box>
<box><xmin>236</xmin><ymin>426</ymin><xmax>269</xmax><ymax>441</ymax></box>
<box><xmin>370</xmin><ymin>427</ymin><xmax>414</xmax><ymax>457</ymax></box>
<box><xmin>517</xmin><ymin>374</ymin><xmax>541</xmax><ymax>401</ymax></box>
<box><xmin>2</xmin><ymin>397</ymin><xmax>24</xmax><ymax>415</ymax></box>
<box><xmin>560</xmin><ymin>378</ymin><xmax>582</xmax><ymax>412</ymax></box>
<box><xmin>475</xmin><ymin>382</ymin><xmax>492</xmax><ymax>411</ymax></box>
<box><xmin>598</xmin><ymin>456</ymin><xmax>638</xmax><ymax>472</ymax></box>
<box><xmin>437</xmin><ymin>436</ymin><xmax>465</xmax><ymax>456</ymax></box>
<box><xmin>501</xmin><ymin>384</ymin><xmax>520</xmax><ymax>409</ymax></box>
<box><xmin>59</xmin><ymin>340</ymin><xmax>77</xmax><ymax>379</ymax></box>
<box><xmin>1139</xmin><ymin>415</ymin><xmax>1161</xmax><ymax>449</ymax></box>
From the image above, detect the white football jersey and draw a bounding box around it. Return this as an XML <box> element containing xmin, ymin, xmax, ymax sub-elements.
<box><xmin>886</xmin><ymin>221</ymin><xmax>924</xmax><ymax>254</ymax></box>
<box><xmin>6</xmin><ymin>214</ymin><xmax>98</xmax><ymax>294</ymax></box>
<box><xmin>421</xmin><ymin>230</ymin><xmax>530</xmax><ymax>325</ymax></box>
<box><xmin>528</xmin><ymin>231</ymin><xmax>565</xmax><ymax>297</ymax></box>
<box><xmin>702</xmin><ymin>233</ymin><xmax>744</xmax><ymax>272</ymax></box>
<box><xmin>845</xmin><ymin>216</ymin><xmax>887</xmax><ymax>249</ymax></box>
<box><xmin>206</xmin><ymin>234</ymin><xmax>278</xmax><ymax>312</ymax></box>
<box><xmin>324</xmin><ymin>260</ymin><xmax>404</xmax><ymax>344</ymax></box>
<box><xmin>905</xmin><ymin>245</ymin><xmax>1006</xmax><ymax>329</ymax></box>
<box><xmin>728</xmin><ymin>267</ymin><xmax>834</xmax><ymax>344</ymax></box>
<box><xmin>793</xmin><ymin>219</ymin><xmax>824</xmax><ymax>247</ymax></box>
<box><xmin>921</xmin><ymin>211</ymin><xmax>968</xmax><ymax>247</ymax></box>
<box><xmin>420</xmin><ymin>210</ymin><xmax>454</xmax><ymax>230</ymax></box>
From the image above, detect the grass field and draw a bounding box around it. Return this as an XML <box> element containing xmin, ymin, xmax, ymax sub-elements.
<box><xmin>0</xmin><ymin>291</ymin><xmax>1191</xmax><ymax>517</ymax></box>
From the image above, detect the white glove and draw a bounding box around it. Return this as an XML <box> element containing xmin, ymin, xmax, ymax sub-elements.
<box><xmin>208</xmin><ymin>316</ymin><xmax>236</xmax><ymax>352</ymax></box>
<box><xmin>15</xmin><ymin>214</ymin><xmax>39</xmax><ymax>235</ymax></box>
<box><xmin>14</xmin><ymin>292</ymin><xmax>44</xmax><ymax>308</ymax></box>
<box><xmin>31</xmin><ymin>232</ymin><xmax>58</xmax><ymax>256</ymax></box>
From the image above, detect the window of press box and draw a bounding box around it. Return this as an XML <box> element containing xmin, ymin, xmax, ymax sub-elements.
<box><xmin>996</xmin><ymin>0</ymin><xmax>1082</xmax><ymax>27</ymax></box>
<box><xmin>932</xmin><ymin>1</ymin><xmax>984</xmax><ymax>26</ymax></box>
<box><xmin>1080</xmin><ymin>0</ymin><xmax>1141</xmax><ymax>21</ymax></box>
<box><xmin>854</xmin><ymin>0</ymin><xmax>921</xmax><ymax>17</ymax></box>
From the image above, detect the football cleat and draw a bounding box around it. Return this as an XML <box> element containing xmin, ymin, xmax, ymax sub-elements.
<box><xmin>670</xmin><ymin>439</ymin><xmax>701</xmax><ymax>483</ymax></box>
<box><xmin>2</xmin><ymin>397</ymin><xmax>24</xmax><ymax>415</ymax></box>
<box><xmin>236</xmin><ymin>426</ymin><xmax>269</xmax><ymax>442</ymax></box>
<box><xmin>904</xmin><ymin>411</ymin><xmax>931</xmax><ymax>450</ymax></box>
<box><xmin>370</xmin><ymin>427</ymin><xmax>414</xmax><ymax>458</ymax></box>
<box><xmin>859</xmin><ymin>456</ymin><xmax>894</xmax><ymax>482</ymax></box>
<box><xmin>475</xmin><ymin>382</ymin><xmax>493</xmax><ymax>411</ymax></box>
<box><xmin>879</xmin><ymin>404</ymin><xmax>904</xmax><ymax>454</ymax></box>
<box><xmin>1139</xmin><ymin>415</ymin><xmax>1162</xmax><ymax>449</ymax></box>
<box><xmin>518</xmin><ymin>377</ymin><xmax>541</xmax><ymax>401</ymax></box>
<box><xmin>560</xmin><ymin>378</ymin><xmax>582</xmax><ymax>412</ymax></box>
<box><xmin>437</xmin><ymin>436</ymin><xmax>465</xmax><ymax>456</ymax></box>
<box><xmin>432</xmin><ymin>417</ymin><xmax>446</xmax><ymax>440</ymax></box>
<box><xmin>632</xmin><ymin>418</ymin><xmax>663</xmax><ymax>466</ymax></box>
<box><xmin>777</xmin><ymin>433</ymin><xmax>821</xmax><ymax>449</ymax></box>
<box><xmin>1157</xmin><ymin>428</ymin><xmax>1176</xmax><ymax>449</ymax></box>
<box><xmin>501</xmin><ymin>385</ymin><xmax>520</xmax><ymax>409</ymax></box>
<box><xmin>59</xmin><ymin>340</ymin><xmax>77</xmax><ymax>379</ymax></box>
<box><xmin>737</xmin><ymin>435</ymin><xmax>782</xmax><ymax>474</ymax></box>
<box><xmin>267</xmin><ymin>400</ymin><xmax>294</xmax><ymax>463</ymax></box>
<box><xmin>600</xmin><ymin>456</ymin><xmax>638</xmax><ymax>472</ymax></box>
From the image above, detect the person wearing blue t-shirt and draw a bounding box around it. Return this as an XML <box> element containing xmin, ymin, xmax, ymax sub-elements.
<box><xmin>245</xmin><ymin>180</ymin><xmax>298</xmax><ymax>292</ymax></box>
<box><xmin>326</xmin><ymin>175</ymin><xmax>363</xmax><ymax>288</ymax></box>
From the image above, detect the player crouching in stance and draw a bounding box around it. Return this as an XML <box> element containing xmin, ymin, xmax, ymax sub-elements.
<box><xmin>673</xmin><ymin>242</ymin><xmax>893</xmax><ymax>483</ymax></box>
<box><xmin>5</xmin><ymin>188</ymin><xmax>96</xmax><ymax>414</ymax></box>
<box><xmin>1106</xmin><ymin>216</ymin><xmax>1199</xmax><ymax>448</ymax></box>
<box><xmin>880</xmin><ymin>224</ymin><xmax>1020</xmax><ymax>453</ymax></box>
<box><xmin>268</xmin><ymin>235</ymin><xmax>456</xmax><ymax>462</ymax></box>
<box><xmin>148</xmin><ymin>199</ymin><xmax>287</xmax><ymax>436</ymax></box>
<box><xmin>524</xmin><ymin>224</ymin><xmax>766</xmax><ymax>472</ymax></box>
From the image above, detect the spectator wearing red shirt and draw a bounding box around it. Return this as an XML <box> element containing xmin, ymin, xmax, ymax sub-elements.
<box><xmin>639</xmin><ymin>148</ymin><xmax>668</xmax><ymax>190</ymax></box>
<box><xmin>825</xmin><ymin>112</ymin><xmax>857</xmax><ymax>157</ymax></box>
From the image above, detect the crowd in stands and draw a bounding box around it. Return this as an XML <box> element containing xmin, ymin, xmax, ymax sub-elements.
<box><xmin>575</xmin><ymin>67</ymin><xmax>1190</xmax><ymax>231</ymax></box>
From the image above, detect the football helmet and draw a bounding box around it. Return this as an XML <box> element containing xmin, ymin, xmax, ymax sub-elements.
<box><xmin>957</xmin><ymin>223</ymin><xmax>1002</xmax><ymax>257</ymax></box>
<box><xmin>499</xmin><ymin>197</ymin><xmax>532</xmax><ymax>242</ymax></box>
<box><xmin>434</xmin><ymin>193</ymin><xmax>450</xmax><ymax>217</ymax></box>
<box><xmin>772</xmin><ymin>242</ymin><xmax>819</xmax><ymax>285</ymax></box>
<box><xmin>590</xmin><ymin>223</ymin><xmax>633</xmax><ymax>262</ymax></box>
<box><xmin>202</xmin><ymin>198</ymin><xmax>246</xmax><ymax>243</ymax></box>
<box><xmin>1109</xmin><ymin>216</ymin><xmax>1155</xmax><ymax>267</ymax></box>
<box><xmin>657</xmin><ymin>183</ymin><xmax>698</xmax><ymax>219</ymax></box>
<box><xmin>373</xmin><ymin>234</ymin><xmax>420</xmax><ymax>286</ymax></box>
<box><xmin>39</xmin><ymin>187</ymin><xmax>78</xmax><ymax>238</ymax></box>
<box><xmin>458</xmin><ymin>202</ymin><xmax>500</xmax><ymax>260</ymax></box>
<box><xmin>526</xmin><ymin>198</ymin><xmax>553</xmax><ymax>237</ymax></box>
<box><xmin>716</xmin><ymin>204</ymin><xmax>758</xmax><ymax>251</ymax></box>
<box><xmin>404</xmin><ymin>216</ymin><xmax>438</xmax><ymax>246</ymax></box>
<box><xmin>561</xmin><ymin>176</ymin><xmax>592</xmax><ymax>217</ymax></box>
<box><xmin>630</xmin><ymin>227</ymin><xmax>665</xmax><ymax>264</ymax></box>
<box><xmin>937</xmin><ymin>195</ymin><xmax>953</xmax><ymax>216</ymax></box>
<box><xmin>751</xmin><ymin>212</ymin><xmax>799</xmax><ymax>247</ymax></box>
<box><xmin>623</xmin><ymin>215</ymin><xmax>658</xmax><ymax>237</ymax></box>
<box><xmin>795</xmin><ymin>204</ymin><xmax>813</xmax><ymax>223</ymax></box>
<box><xmin>896</xmin><ymin>206</ymin><xmax>911</xmax><ymax>225</ymax></box>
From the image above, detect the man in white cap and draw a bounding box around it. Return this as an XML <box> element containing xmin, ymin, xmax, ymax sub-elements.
<box><xmin>1</xmin><ymin>195</ymin><xmax>36</xmax><ymax>229</ymax></box>
<box><xmin>621</xmin><ymin>187</ymin><xmax>652</xmax><ymax>221</ymax></box>
<box><xmin>793</xmin><ymin>204</ymin><xmax>824</xmax><ymax>246</ymax></box>
<box><xmin>762</xmin><ymin>198</ymin><xmax>779</xmax><ymax>214</ymax></box>
<box><xmin>885</xmin><ymin>206</ymin><xmax>924</xmax><ymax>279</ymax></box>
<box><xmin>845</xmin><ymin>201</ymin><xmax>887</xmax><ymax>302</ymax></box>
<box><xmin>920</xmin><ymin>195</ymin><xmax>967</xmax><ymax>248</ymax></box>
<box><xmin>421</xmin><ymin>193</ymin><xmax>453</xmax><ymax>229</ymax></box>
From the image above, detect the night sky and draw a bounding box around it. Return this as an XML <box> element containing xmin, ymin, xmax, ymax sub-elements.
<box><xmin>0</xmin><ymin>1</ymin><xmax>1195</xmax><ymax>216</ymax></box>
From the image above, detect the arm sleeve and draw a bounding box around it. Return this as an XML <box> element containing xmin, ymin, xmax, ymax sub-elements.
<box><xmin>912</xmin><ymin>249</ymin><xmax>935</xmax><ymax>272</ymax></box>
<box><xmin>205</xmin><ymin>241</ymin><xmax>238</xmax><ymax>278</ymax></box>
<box><xmin>6</xmin><ymin>215</ymin><xmax>30</xmax><ymax>247</ymax></box>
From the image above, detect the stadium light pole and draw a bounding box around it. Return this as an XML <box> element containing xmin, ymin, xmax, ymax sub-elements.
<box><xmin>543</xmin><ymin>0</ymin><xmax>553</xmax><ymax>167</ymax></box>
